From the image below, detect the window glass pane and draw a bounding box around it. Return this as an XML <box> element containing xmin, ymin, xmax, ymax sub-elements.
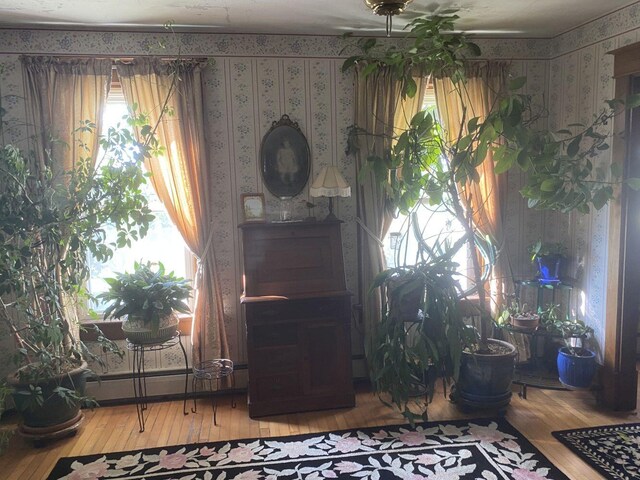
<box><xmin>87</xmin><ymin>95</ymin><xmax>189</xmax><ymax>313</ymax></box>
<box><xmin>382</xmin><ymin>87</ymin><xmax>470</xmax><ymax>289</ymax></box>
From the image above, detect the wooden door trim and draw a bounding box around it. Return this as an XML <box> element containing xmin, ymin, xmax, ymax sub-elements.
<box><xmin>604</xmin><ymin>42</ymin><xmax>640</xmax><ymax>409</ymax></box>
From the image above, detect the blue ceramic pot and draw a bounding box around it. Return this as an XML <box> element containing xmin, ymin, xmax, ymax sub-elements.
<box><xmin>557</xmin><ymin>347</ymin><xmax>596</xmax><ymax>389</ymax></box>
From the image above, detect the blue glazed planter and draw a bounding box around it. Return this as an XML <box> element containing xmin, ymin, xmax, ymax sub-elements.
<box><xmin>536</xmin><ymin>254</ymin><xmax>563</xmax><ymax>283</ymax></box>
<box><xmin>557</xmin><ymin>347</ymin><xmax>597</xmax><ymax>389</ymax></box>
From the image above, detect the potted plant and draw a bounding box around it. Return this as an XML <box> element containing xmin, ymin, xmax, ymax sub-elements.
<box><xmin>555</xmin><ymin>320</ymin><xmax>596</xmax><ymax>389</ymax></box>
<box><xmin>369</xmin><ymin>247</ymin><xmax>477</xmax><ymax>423</ymax></box>
<box><xmin>529</xmin><ymin>240</ymin><xmax>568</xmax><ymax>283</ymax></box>
<box><xmin>0</xmin><ymin>90</ymin><xmax>162</xmax><ymax>436</ymax></box>
<box><xmin>99</xmin><ymin>261</ymin><xmax>192</xmax><ymax>344</ymax></box>
<box><xmin>342</xmin><ymin>13</ymin><xmax>637</xmax><ymax>415</ymax></box>
<box><xmin>497</xmin><ymin>300</ymin><xmax>540</xmax><ymax>333</ymax></box>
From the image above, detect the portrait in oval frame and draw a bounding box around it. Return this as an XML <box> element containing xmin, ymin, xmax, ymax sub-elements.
<box><xmin>260</xmin><ymin>114</ymin><xmax>310</xmax><ymax>199</ymax></box>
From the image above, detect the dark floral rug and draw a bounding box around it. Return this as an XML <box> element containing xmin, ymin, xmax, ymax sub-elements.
<box><xmin>553</xmin><ymin>422</ymin><xmax>640</xmax><ymax>479</ymax></box>
<box><xmin>47</xmin><ymin>418</ymin><xmax>568</xmax><ymax>479</ymax></box>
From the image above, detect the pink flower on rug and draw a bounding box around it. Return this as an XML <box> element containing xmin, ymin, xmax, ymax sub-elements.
<box><xmin>227</xmin><ymin>446</ymin><xmax>257</xmax><ymax>463</ymax></box>
<box><xmin>158</xmin><ymin>451</ymin><xmax>188</xmax><ymax>469</ymax></box>
<box><xmin>333</xmin><ymin>437</ymin><xmax>361</xmax><ymax>453</ymax></box>
<box><xmin>398</xmin><ymin>431</ymin><xmax>427</xmax><ymax>446</ymax></box>
<box><xmin>200</xmin><ymin>446</ymin><xmax>216</xmax><ymax>456</ymax></box>
<box><xmin>67</xmin><ymin>458</ymin><xmax>109</xmax><ymax>479</ymax></box>
<box><xmin>415</xmin><ymin>453</ymin><xmax>442</xmax><ymax>465</ymax></box>
<box><xmin>232</xmin><ymin>469</ymin><xmax>262</xmax><ymax>480</ymax></box>
<box><xmin>512</xmin><ymin>468</ymin><xmax>548</xmax><ymax>480</ymax></box>
<box><xmin>468</xmin><ymin>424</ymin><xmax>508</xmax><ymax>443</ymax></box>
<box><xmin>334</xmin><ymin>461</ymin><xmax>363</xmax><ymax>473</ymax></box>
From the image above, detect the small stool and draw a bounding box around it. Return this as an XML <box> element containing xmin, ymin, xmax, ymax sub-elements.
<box><xmin>191</xmin><ymin>359</ymin><xmax>236</xmax><ymax>425</ymax></box>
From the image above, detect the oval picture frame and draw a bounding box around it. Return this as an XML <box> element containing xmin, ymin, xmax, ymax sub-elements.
<box><xmin>260</xmin><ymin>114</ymin><xmax>310</xmax><ymax>199</ymax></box>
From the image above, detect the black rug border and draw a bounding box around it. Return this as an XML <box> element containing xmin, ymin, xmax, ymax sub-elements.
<box><xmin>552</xmin><ymin>422</ymin><xmax>640</xmax><ymax>480</ymax></box>
<box><xmin>47</xmin><ymin>416</ymin><xmax>568</xmax><ymax>479</ymax></box>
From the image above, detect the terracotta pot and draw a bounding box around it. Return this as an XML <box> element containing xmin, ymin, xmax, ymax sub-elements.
<box><xmin>510</xmin><ymin>314</ymin><xmax>540</xmax><ymax>333</ymax></box>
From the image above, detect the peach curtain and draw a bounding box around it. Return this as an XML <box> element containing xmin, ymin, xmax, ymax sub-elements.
<box><xmin>21</xmin><ymin>57</ymin><xmax>112</xmax><ymax>177</ymax></box>
<box><xmin>117</xmin><ymin>58</ymin><xmax>229</xmax><ymax>363</ymax></box>
<box><xmin>21</xmin><ymin>56</ymin><xmax>112</xmax><ymax>337</ymax></box>
<box><xmin>434</xmin><ymin>62</ymin><xmax>508</xmax><ymax>314</ymax></box>
<box><xmin>354</xmin><ymin>65</ymin><xmax>427</xmax><ymax>358</ymax></box>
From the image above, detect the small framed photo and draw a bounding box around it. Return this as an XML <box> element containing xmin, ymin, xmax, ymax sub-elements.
<box><xmin>241</xmin><ymin>193</ymin><xmax>266</xmax><ymax>223</ymax></box>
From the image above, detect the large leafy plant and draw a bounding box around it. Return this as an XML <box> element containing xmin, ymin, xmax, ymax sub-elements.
<box><xmin>0</xmin><ymin>86</ymin><xmax>164</xmax><ymax>406</ymax></box>
<box><xmin>99</xmin><ymin>261</ymin><xmax>192</xmax><ymax>331</ymax></box>
<box><xmin>369</xmin><ymin>240</ymin><xmax>477</xmax><ymax>423</ymax></box>
<box><xmin>343</xmin><ymin>13</ymin><xmax>639</xmax><ymax>417</ymax></box>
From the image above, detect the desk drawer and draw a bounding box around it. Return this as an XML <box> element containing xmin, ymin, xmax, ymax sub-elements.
<box><xmin>245</xmin><ymin>297</ymin><xmax>345</xmax><ymax>323</ymax></box>
<box><xmin>254</xmin><ymin>373</ymin><xmax>300</xmax><ymax>400</ymax></box>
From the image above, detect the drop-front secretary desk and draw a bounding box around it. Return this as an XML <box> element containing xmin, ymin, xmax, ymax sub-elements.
<box><xmin>239</xmin><ymin>220</ymin><xmax>355</xmax><ymax>418</ymax></box>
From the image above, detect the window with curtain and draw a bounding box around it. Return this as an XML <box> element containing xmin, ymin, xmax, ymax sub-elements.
<box><xmin>86</xmin><ymin>78</ymin><xmax>193</xmax><ymax>315</ymax></box>
<box><xmin>382</xmin><ymin>85</ymin><xmax>471</xmax><ymax>289</ymax></box>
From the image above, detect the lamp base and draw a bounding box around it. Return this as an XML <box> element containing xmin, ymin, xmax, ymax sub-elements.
<box><xmin>323</xmin><ymin>211</ymin><xmax>339</xmax><ymax>222</ymax></box>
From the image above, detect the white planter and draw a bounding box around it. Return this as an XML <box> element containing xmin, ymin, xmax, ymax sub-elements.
<box><xmin>122</xmin><ymin>312</ymin><xmax>179</xmax><ymax>344</ymax></box>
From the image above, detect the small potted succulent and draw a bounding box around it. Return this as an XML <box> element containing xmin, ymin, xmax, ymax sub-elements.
<box><xmin>497</xmin><ymin>300</ymin><xmax>540</xmax><ymax>333</ymax></box>
<box><xmin>99</xmin><ymin>261</ymin><xmax>192</xmax><ymax>344</ymax></box>
<box><xmin>529</xmin><ymin>240</ymin><xmax>568</xmax><ymax>283</ymax></box>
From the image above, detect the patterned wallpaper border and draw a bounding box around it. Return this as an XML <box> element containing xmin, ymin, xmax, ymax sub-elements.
<box><xmin>551</xmin><ymin>1</ymin><xmax>640</xmax><ymax>58</ymax></box>
<box><xmin>0</xmin><ymin>29</ymin><xmax>550</xmax><ymax>60</ymax></box>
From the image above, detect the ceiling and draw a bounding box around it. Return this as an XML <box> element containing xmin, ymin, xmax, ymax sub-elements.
<box><xmin>0</xmin><ymin>0</ymin><xmax>637</xmax><ymax>38</ymax></box>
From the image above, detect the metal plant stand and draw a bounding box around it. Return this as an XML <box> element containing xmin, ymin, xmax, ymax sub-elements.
<box><xmin>192</xmin><ymin>359</ymin><xmax>236</xmax><ymax>425</ymax></box>
<box><xmin>126</xmin><ymin>332</ymin><xmax>189</xmax><ymax>432</ymax></box>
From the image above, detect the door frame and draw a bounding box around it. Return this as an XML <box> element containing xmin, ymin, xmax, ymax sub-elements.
<box><xmin>603</xmin><ymin>42</ymin><xmax>640</xmax><ymax>410</ymax></box>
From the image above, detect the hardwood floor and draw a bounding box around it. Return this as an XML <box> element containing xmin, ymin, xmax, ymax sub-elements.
<box><xmin>0</xmin><ymin>384</ymin><xmax>637</xmax><ymax>480</ymax></box>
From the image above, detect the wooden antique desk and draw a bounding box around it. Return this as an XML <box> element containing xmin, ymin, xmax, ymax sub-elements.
<box><xmin>239</xmin><ymin>220</ymin><xmax>355</xmax><ymax>417</ymax></box>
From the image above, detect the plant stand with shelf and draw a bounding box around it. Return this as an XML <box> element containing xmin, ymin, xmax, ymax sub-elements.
<box><xmin>126</xmin><ymin>332</ymin><xmax>189</xmax><ymax>432</ymax></box>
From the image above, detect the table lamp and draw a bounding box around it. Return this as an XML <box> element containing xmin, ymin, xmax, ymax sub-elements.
<box><xmin>310</xmin><ymin>165</ymin><xmax>351</xmax><ymax>221</ymax></box>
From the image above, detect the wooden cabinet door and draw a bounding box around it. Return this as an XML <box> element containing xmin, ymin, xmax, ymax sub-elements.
<box><xmin>300</xmin><ymin>318</ymin><xmax>350</xmax><ymax>396</ymax></box>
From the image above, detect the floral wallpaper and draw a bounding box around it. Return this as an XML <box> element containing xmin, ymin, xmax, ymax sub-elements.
<box><xmin>545</xmin><ymin>3</ymin><xmax>640</xmax><ymax>356</ymax></box>
<box><xmin>1</xmin><ymin>3</ymin><xmax>639</xmax><ymax>387</ymax></box>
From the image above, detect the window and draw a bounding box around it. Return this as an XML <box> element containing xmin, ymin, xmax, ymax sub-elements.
<box><xmin>86</xmin><ymin>86</ymin><xmax>192</xmax><ymax>315</ymax></box>
<box><xmin>383</xmin><ymin>86</ymin><xmax>471</xmax><ymax>290</ymax></box>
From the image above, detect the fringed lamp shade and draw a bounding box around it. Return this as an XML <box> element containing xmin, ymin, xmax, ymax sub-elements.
<box><xmin>310</xmin><ymin>166</ymin><xmax>351</xmax><ymax>221</ymax></box>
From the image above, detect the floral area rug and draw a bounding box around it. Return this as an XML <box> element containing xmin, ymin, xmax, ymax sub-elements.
<box><xmin>552</xmin><ymin>422</ymin><xmax>640</xmax><ymax>479</ymax></box>
<box><xmin>47</xmin><ymin>418</ymin><xmax>568</xmax><ymax>480</ymax></box>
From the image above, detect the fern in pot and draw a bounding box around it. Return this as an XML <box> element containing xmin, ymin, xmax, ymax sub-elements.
<box><xmin>99</xmin><ymin>261</ymin><xmax>192</xmax><ymax>344</ymax></box>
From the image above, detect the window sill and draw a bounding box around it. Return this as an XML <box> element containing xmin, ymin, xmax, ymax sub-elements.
<box><xmin>80</xmin><ymin>314</ymin><xmax>192</xmax><ymax>342</ymax></box>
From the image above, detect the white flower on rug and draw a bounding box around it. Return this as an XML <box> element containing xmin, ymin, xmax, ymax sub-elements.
<box><xmin>265</xmin><ymin>436</ymin><xmax>329</xmax><ymax>460</ymax></box>
<box><xmin>439</xmin><ymin>424</ymin><xmax>464</xmax><ymax>437</ymax></box>
<box><xmin>334</xmin><ymin>460</ymin><xmax>363</xmax><ymax>473</ymax></box>
<box><xmin>414</xmin><ymin>453</ymin><xmax>443</xmax><ymax>465</ymax></box>
<box><xmin>62</xmin><ymin>457</ymin><xmax>109</xmax><ymax>480</ymax></box>
<box><xmin>232</xmin><ymin>468</ymin><xmax>262</xmax><ymax>480</ymax></box>
<box><xmin>114</xmin><ymin>453</ymin><xmax>141</xmax><ymax>470</ymax></box>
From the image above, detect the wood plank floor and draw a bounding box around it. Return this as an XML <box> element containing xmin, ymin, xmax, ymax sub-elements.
<box><xmin>0</xmin><ymin>383</ymin><xmax>637</xmax><ymax>480</ymax></box>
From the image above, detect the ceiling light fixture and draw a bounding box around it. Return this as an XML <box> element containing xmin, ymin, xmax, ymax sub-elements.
<box><xmin>364</xmin><ymin>0</ymin><xmax>413</xmax><ymax>37</ymax></box>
